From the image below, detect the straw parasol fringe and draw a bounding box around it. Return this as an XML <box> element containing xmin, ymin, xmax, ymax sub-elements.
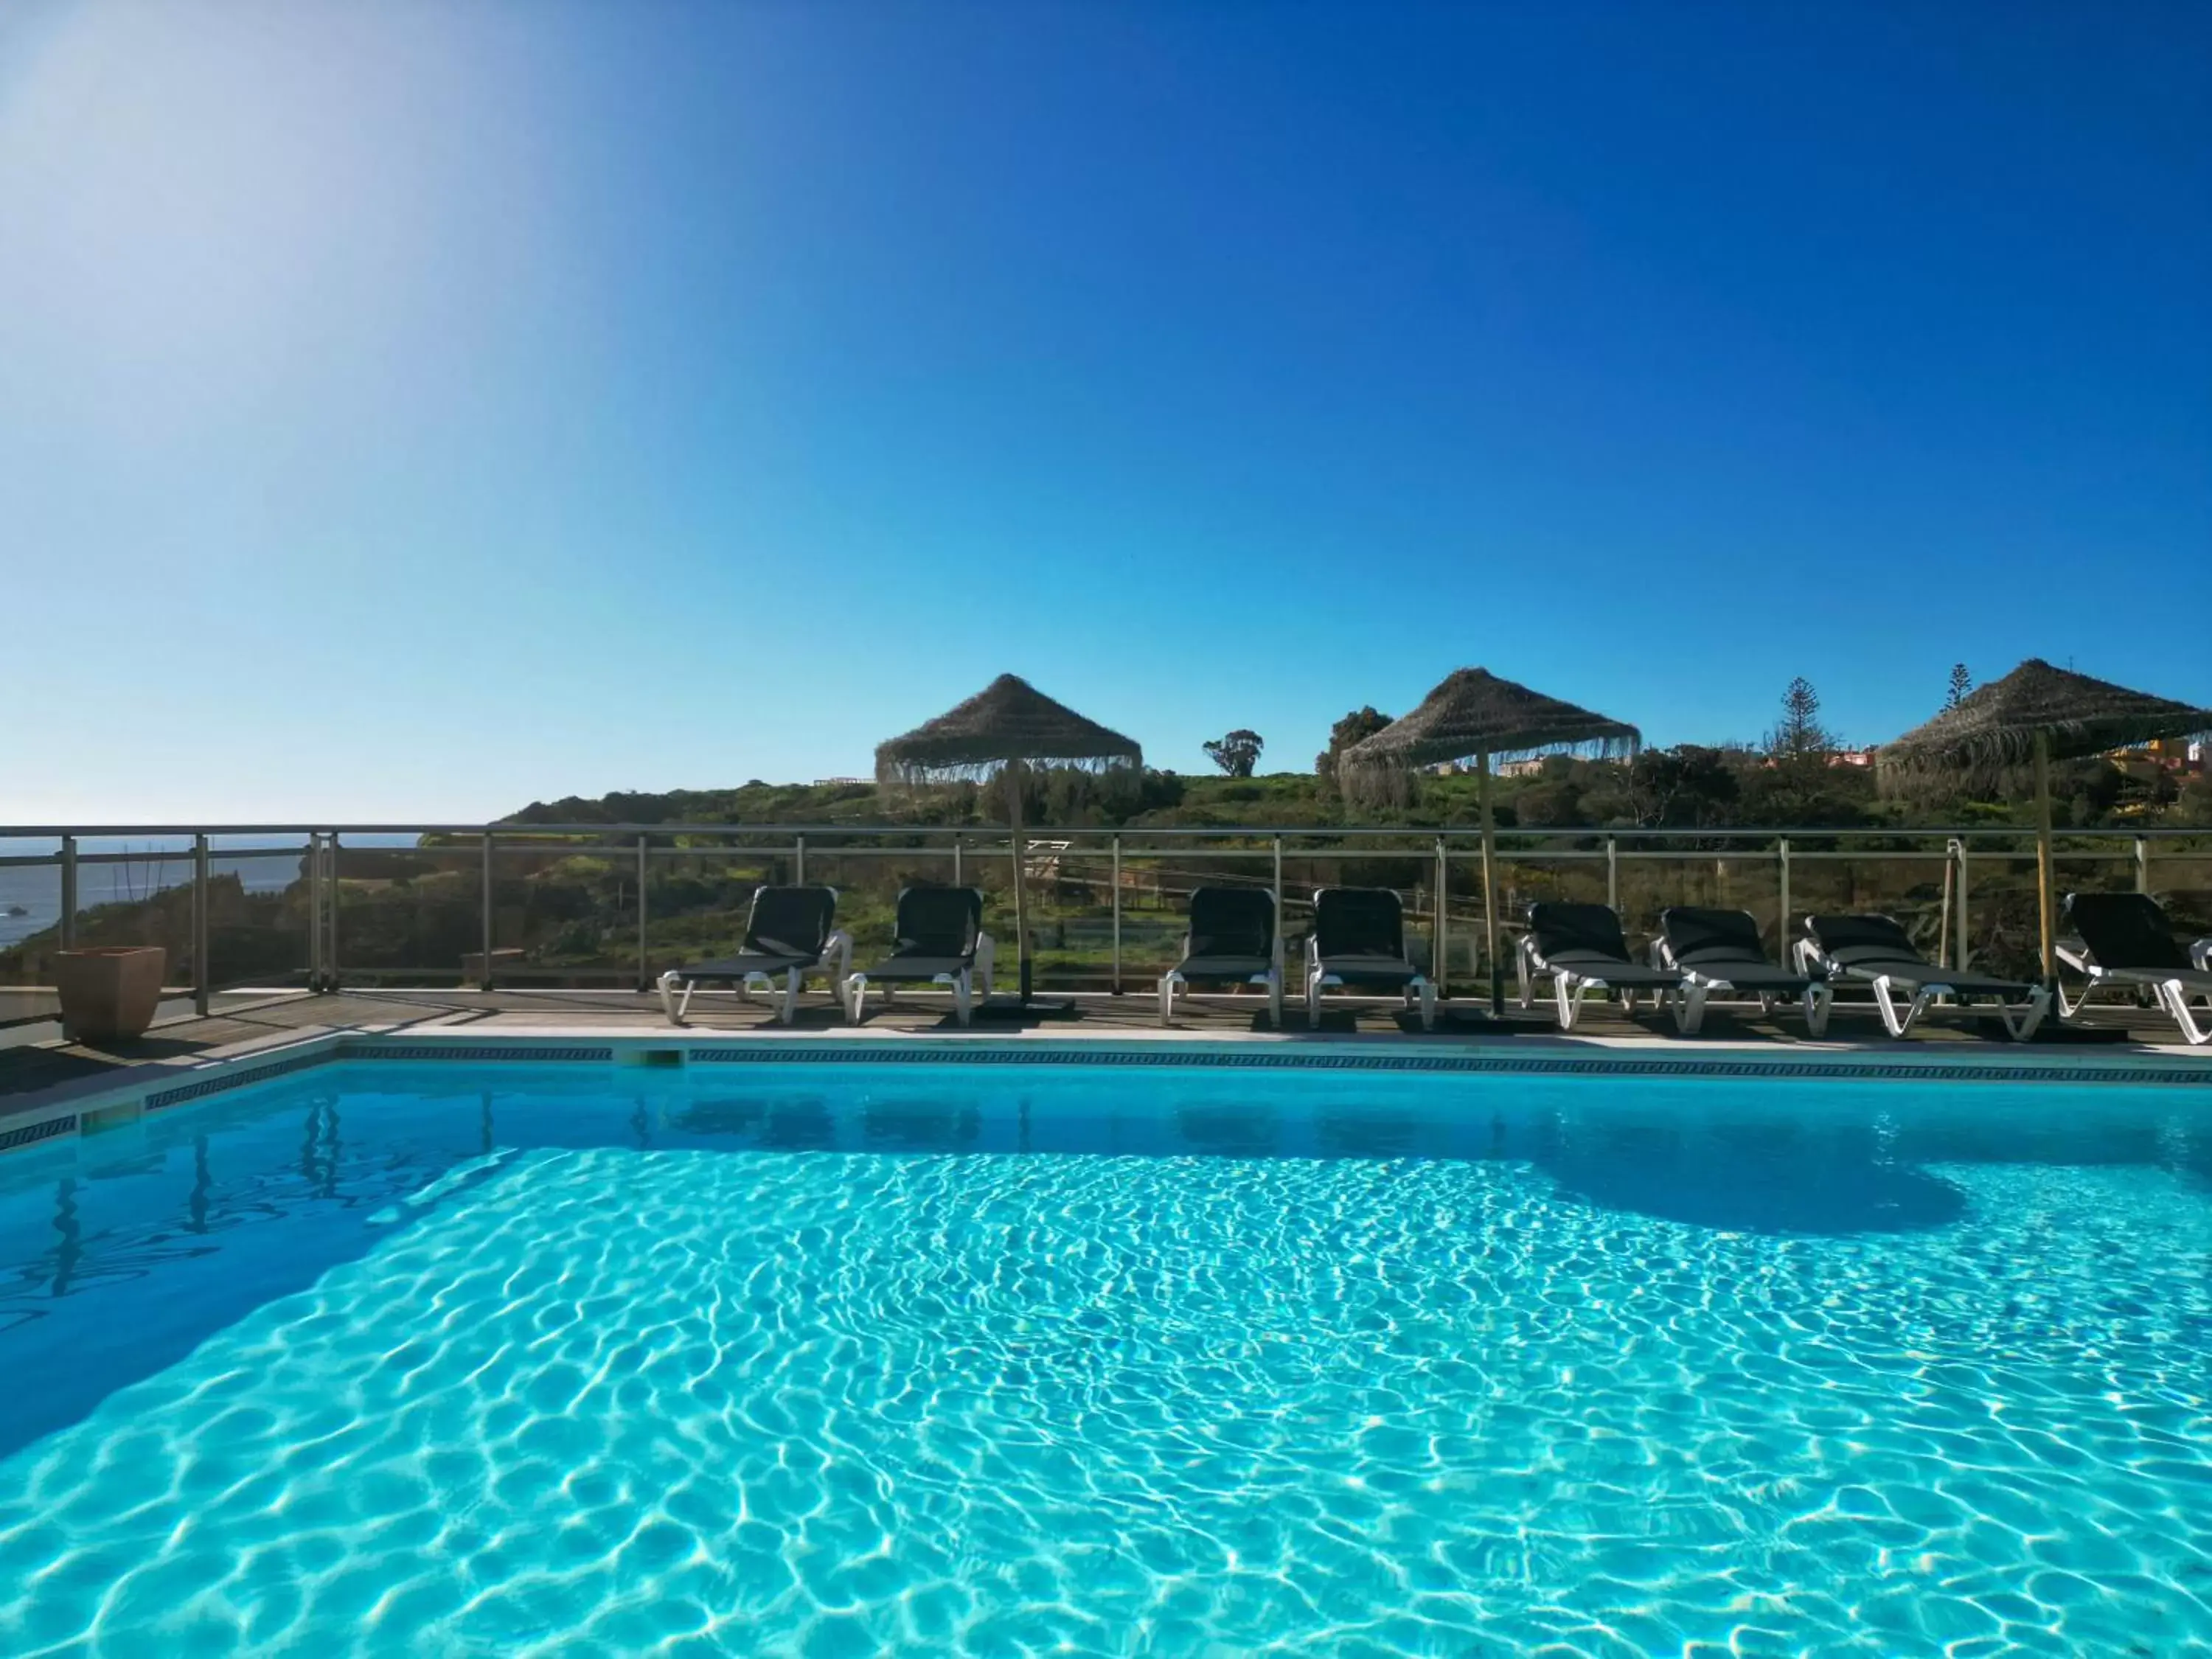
<box><xmin>1879</xmin><ymin>658</ymin><xmax>2212</xmax><ymax>789</ymax></box>
<box><xmin>876</xmin><ymin>675</ymin><xmax>1142</xmax><ymax>788</ymax></box>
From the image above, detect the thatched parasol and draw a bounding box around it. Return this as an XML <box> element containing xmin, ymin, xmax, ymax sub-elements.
<box><xmin>1343</xmin><ymin>668</ymin><xmax>1640</xmax><ymax>1015</ymax></box>
<box><xmin>877</xmin><ymin>674</ymin><xmax>1141</xmax><ymax>1002</ymax></box>
<box><xmin>1879</xmin><ymin>658</ymin><xmax>2211</xmax><ymax>982</ymax></box>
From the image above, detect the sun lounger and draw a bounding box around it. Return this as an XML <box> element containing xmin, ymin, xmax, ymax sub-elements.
<box><xmin>658</xmin><ymin>886</ymin><xmax>851</xmax><ymax>1026</ymax></box>
<box><xmin>842</xmin><ymin>886</ymin><xmax>994</xmax><ymax>1026</ymax></box>
<box><xmin>1515</xmin><ymin>901</ymin><xmax>1684</xmax><ymax>1031</ymax></box>
<box><xmin>1793</xmin><ymin>913</ymin><xmax>2048</xmax><ymax>1040</ymax></box>
<box><xmin>2056</xmin><ymin>891</ymin><xmax>2212</xmax><ymax>1046</ymax></box>
<box><xmin>1306</xmin><ymin>887</ymin><xmax>1436</xmax><ymax>1030</ymax></box>
<box><xmin>1655</xmin><ymin>906</ymin><xmax>1832</xmax><ymax>1037</ymax></box>
<box><xmin>1158</xmin><ymin>886</ymin><xmax>1281</xmax><ymax>1026</ymax></box>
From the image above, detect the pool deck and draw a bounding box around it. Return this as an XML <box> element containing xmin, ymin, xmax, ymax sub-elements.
<box><xmin>1</xmin><ymin>981</ymin><xmax>2204</xmax><ymax>1137</ymax></box>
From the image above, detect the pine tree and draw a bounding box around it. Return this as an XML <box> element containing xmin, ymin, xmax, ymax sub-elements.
<box><xmin>1946</xmin><ymin>663</ymin><xmax>1972</xmax><ymax>709</ymax></box>
<box><xmin>1765</xmin><ymin>678</ymin><xmax>1837</xmax><ymax>760</ymax></box>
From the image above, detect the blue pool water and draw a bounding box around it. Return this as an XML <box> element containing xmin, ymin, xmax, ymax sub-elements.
<box><xmin>1</xmin><ymin>1061</ymin><xmax>2208</xmax><ymax>1655</ymax></box>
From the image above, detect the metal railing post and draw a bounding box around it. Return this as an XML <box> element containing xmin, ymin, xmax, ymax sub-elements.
<box><xmin>636</xmin><ymin>834</ymin><xmax>650</xmax><ymax>992</ymax></box>
<box><xmin>2135</xmin><ymin>835</ymin><xmax>2149</xmax><ymax>895</ymax></box>
<box><xmin>479</xmin><ymin>831</ymin><xmax>495</xmax><ymax>992</ymax></box>
<box><xmin>193</xmin><ymin>833</ymin><xmax>210</xmax><ymax>1015</ymax></box>
<box><xmin>953</xmin><ymin>835</ymin><xmax>963</xmax><ymax>886</ymax></box>
<box><xmin>1953</xmin><ymin>838</ymin><xmax>1972</xmax><ymax>971</ymax></box>
<box><xmin>327</xmin><ymin>834</ymin><xmax>341</xmax><ymax>991</ymax></box>
<box><xmin>1110</xmin><ymin>835</ymin><xmax>1122</xmax><ymax>995</ymax></box>
<box><xmin>306</xmin><ymin>833</ymin><xmax>323</xmax><ymax>992</ymax></box>
<box><xmin>1777</xmin><ymin>837</ymin><xmax>1790</xmax><ymax>956</ymax></box>
<box><xmin>1433</xmin><ymin>836</ymin><xmax>1447</xmax><ymax>995</ymax></box>
<box><xmin>1272</xmin><ymin>835</ymin><xmax>1285</xmax><ymax>988</ymax></box>
<box><xmin>59</xmin><ymin>835</ymin><xmax>77</xmax><ymax>951</ymax></box>
<box><xmin>795</xmin><ymin>833</ymin><xmax>807</xmax><ymax>886</ymax></box>
<box><xmin>1606</xmin><ymin>837</ymin><xmax>1618</xmax><ymax>912</ymax></box>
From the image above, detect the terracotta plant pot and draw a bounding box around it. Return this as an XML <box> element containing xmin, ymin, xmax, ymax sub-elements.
<box><xmin>55</xmin><ymin>947</ymin><xmax>168</xmax><ymax>1042</ymax></box>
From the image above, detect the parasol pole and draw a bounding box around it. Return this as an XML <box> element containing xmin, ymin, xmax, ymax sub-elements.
<box><xmin>1005</xmin><ymin>759</ymin><xmax>1032</xmax><ymax>1001</ymax></box>
<box><xmin>2033</xmin><ymin>729</ymin><xmax>2056</xmax><ymax>985</ymax></box>
<box><xmin>1478</xmin><ymin>751</ymin><xmax>1502</xmax><ymax>1016</ymax></box>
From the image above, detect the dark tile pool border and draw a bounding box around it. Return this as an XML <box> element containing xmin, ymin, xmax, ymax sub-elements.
<box><xmin>143</xmin><ymin>1046</ymin><xmax>338</xmax><ymax>1113</ymax></box>
<box><xmin>0</xmin><ymin>1112</ymin><xmax>77</xmax><ymax>1152</ymax></box>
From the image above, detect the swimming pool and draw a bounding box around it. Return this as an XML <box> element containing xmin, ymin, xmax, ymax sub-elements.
<box><xmin>2</xmin><ymin>1057</ymin><xmax>2208</xmax><ymax>1655</ymax></box>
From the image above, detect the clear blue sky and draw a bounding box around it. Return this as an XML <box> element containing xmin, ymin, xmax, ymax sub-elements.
<box><xmin>4</xmin><ymin>0</ymin><xmax>2207</xmax><ymax>822</ymax></box>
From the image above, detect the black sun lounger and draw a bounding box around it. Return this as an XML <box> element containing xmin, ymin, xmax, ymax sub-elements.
<box><xmin>1158</xmin><ymin>886</ymin><xmax>1281</xmax><ymax>1026</ymax></box>
<box><xmin>1655</xmin><ymin>906</ymin><xmax>1833</xmax><ymax>1037</ymax></box>
<box><xmin>1306</xmin><ymin>887</ymin><xmax>1436</xmax><ymax>1030</ymax></box>
<box><xmin>2057</xmin><ymin>891</ymin><xmax>2212</xmax><ymax>1046</ymax></box>
<box><xmin>842</xmin><ymin>886</ymin><xmax>993</xmax><ymax>1026</ymax></box>
<box><xmin>1793</xmin><ymin>913</ymin><xmax>2049</xmax><ymax>1041</ymax></box>
<box><xmin>1515</xmin><ymin>901</ymin><xmax>1684</xmax><ymax>1031</ymax></box>
<box><xmin>658</xmin><ymin>885</ymin><xmax>850</xmax><ymax>1026</ymax></box>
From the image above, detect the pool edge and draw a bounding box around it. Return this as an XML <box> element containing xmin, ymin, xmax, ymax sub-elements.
<box><xmin>4</xmin><ymin>1026</ymin><xmax>2208</xmax><ymax>1154</ymax></box>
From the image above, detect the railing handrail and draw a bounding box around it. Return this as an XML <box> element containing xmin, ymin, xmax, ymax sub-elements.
<box><xmin>4</xmin><ymin>821</ymin><xmax>2209</xmax><ymax>841</ymax></box>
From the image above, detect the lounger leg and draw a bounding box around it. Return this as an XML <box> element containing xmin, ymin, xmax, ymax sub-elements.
<box><xmin>1307</xmin><ymin>969</ymin><xmax>1324</xmax><ymax>1025</ymax></box>
<box><xmin>1158</xmin><ymin>974</ymin><xmax>1175</xmax><ymax>1026</ymax></box>
<box><xmin>779</xmin><ymin>969</ymin><xmax>799</xmax><ymax>1026</ymax></box>
<box><xmin>1517</xmin><ymin>940</ymin><xmax>1535</xmax><ymax>1010</ymax></box>
<box><xmin>1677</xmin><ymin>982</ymin><xmax>1708</xmax><ymax>1035</ymax></box>
<box><xmin>2011</xmin><ymin>986</ymin><xmax>2051</xmax><ymax>1042</ymax></box>
<box><xmin>955</xmin><ymin>973</ymin><xmax>972</xmax><ymax>1027</ymax></box>
<box><xmin>658</xmin><ymin>970</ymin><xmax>686</xmax><ymax>1026</ymax></box>
<box><xmin>678</xmin><ymin>978</ymin><xmax>699</xmax><ymax>1024</ymax></box>
<box><xmin>1418</xmin><ymin>979</ymin><xmax>1436</xmax><ymax>1032</ymax></box>
<box><xmin>1870</xmin><ymin>975</ymin><xmax>1913</xmax><ymax>1038</ymax></box>
<box><xmin>1804</xmin><ymin>984</ymin><xmax>1833</xmax><ymax>1040</ymax></box>
<box><xmin>846</xmin><ymin>975</ymin><xmax>866</xmax><ymax>1024</ymax></box>
<box><xmin>2056</xmin><ymin>970</ymin><xmax>2091</xmax><ymax>1020</ymax></box>
<box><xmin>1556</xmin><ymin>975</ymin><xmax>1583</xmax><ymax>1032</ymax></box>
<box><xmin>2157</xmin><ymin>981</ymin><xmax>2212</xmax><ymax>1046</ymax></box>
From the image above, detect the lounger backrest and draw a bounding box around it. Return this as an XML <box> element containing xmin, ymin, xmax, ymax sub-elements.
<box><xmin>2065</xmin><ymin>891</ymin><xmax>2190</xmax><ymax>972</ymax></box>
<box><xmin>1188</xmin><ymin>887</ymin><xmax>1274</xmax><ymax>959</ymax></box>
<box><xmin>1313</xmin><ymin>887</ymin><xmax>1405</xmax><ymax>959</ymax></box>
<box><xmin>745</xmin><ymin>886</ymin><xmax>838</xmax><ymax>959</ymax></box>
<box><xmin>894</xmin><ymin>886</ymin><xmax>983</xmax><ymax>957</ymax></box>
<box><xmin>1660</xmin><ymin>906</ymin><xmax>1769</xmax><ymax>967</ymax></box>
<box><xmin>1526</xmin><ymin>901</ymin><xmax>1631</xmax><ymax>964</ymax></box>
<box><xmin>1804</xmin><ymin>913</ymin><xmax>1924</xmax><ymax>969</ymax></box>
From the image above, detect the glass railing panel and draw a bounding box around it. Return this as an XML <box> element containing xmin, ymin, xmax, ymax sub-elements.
<box><xmin>206</xmin><ymin>839</ymin><xmax>313</xmax><ymax>991</ymax></box>
<box><xmin>642</xmin><ymin>838</ymin><xmax>790</xmax><ymax>979</ymax></box>
<box><xmin>0</xmin><ymin>837</ymin><xmax>61</xmax><ymax>1023</ymax></box>
<box><xmin>333</xmin><ymin>837</ymin><xmax>481</xmax><ymax>983</ymax></box>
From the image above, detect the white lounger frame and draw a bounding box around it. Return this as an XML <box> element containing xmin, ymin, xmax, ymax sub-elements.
<box><xmin>658</xmin><ymin>932</ymin><xmax>853</xmax><ymax>1027</ymax></box>
<box><xmin>1158</xmin><ymin>942</ymin><xmax>1284</xmax><ymax>1028</ymax></box>
<box><xmin>1514</xmin><ymin>934</ymin><xmax>1680</xmax><ymax>1032</ymax></box>
<box><xmin>2054</xmin><ymin>936</ymin><xmax>2212</xmax><ymax>1046</ymax></box>
<box><xmin>1305</xmin><ymin>939</ymin><xmax>1435</xmax><ymax>1030</ymax></box>
<box><xmin>1646</xmin><ymin>940</ymin><xmax>1834</xmax><ymax>1037</ymax></box>
<box><xmin>1791</xmin><ymin>939</ymin><xmax>2048</xmax><ymax>1040</ymax></box>
<box><xmin>843</xmin><ymin>933</ymin><xmax>995</xmax><ymax>1028</ymax></box>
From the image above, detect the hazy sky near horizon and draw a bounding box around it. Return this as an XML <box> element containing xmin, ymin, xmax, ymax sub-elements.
<box><xmin>4</xmin><ymin>0</ymin><xmax>2208</xmax><ymax>822</ymax></box>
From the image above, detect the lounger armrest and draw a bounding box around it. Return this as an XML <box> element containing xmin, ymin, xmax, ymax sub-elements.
<box><xmin>2194</xmin><ymin>937</ymin><xmax>2212</xmax><ymax>973</ymax></box>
